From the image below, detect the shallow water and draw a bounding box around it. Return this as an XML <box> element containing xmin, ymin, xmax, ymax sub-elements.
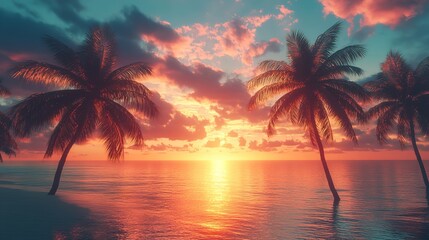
<box><xmin>1</xmin><ymin>160</ymin><xmax>429</xmax><ymax>239</ymax></box>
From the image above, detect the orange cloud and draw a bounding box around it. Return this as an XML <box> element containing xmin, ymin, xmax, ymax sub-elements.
<box><xmin>319</xmin><ymin>0</ymin><xmax>427</xmax><ymax>35</ymax></box>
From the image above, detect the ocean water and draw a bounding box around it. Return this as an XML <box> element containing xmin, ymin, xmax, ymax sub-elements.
<box><xmin>1</xmin><ymin>160</ymin><xmax>429</xmax><ymax>239</ymax></box>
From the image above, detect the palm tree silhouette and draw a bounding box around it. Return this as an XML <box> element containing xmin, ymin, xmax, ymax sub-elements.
<box><xmin>9</xmin><ymin>27</ymin><xmax>158</xmax><ymax>195</ymax></box>
<box><xmin>247</xmin><ymin>22</ymin><xmax>369</xmax><ymax>203</ymax></box>
<box><xmin>365</xmin><ymin>51</ymin><xmax>429</xmax><ymax>194</ymax></box>
<box><xmin>0</xmin><ymin>79</ymin><xmax>17</xmax><ymax>162</ymax></box>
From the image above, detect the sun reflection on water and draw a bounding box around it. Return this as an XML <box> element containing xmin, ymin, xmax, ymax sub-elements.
<box><xmin>200</xmin><ymin>159</ymin><xmax>230</xmax><ymax>231</ymax></box>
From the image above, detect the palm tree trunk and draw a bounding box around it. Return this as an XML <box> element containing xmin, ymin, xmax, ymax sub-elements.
<box><xmin>48</xmin><ymin>138</ymin><xmax>76</xmax><ymax>195</ymax></box>
<box><xmin>311</xmin><ymin>118</ymin><xmax>340</xmax><ymax>203</ymax></box>
<box><xmin>409</xmin><ymin>119</ymin><xmax>429</xmax><ymax>194</ymax></box>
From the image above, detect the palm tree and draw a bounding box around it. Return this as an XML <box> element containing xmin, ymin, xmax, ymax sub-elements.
<box><xmin>0</xmin><ymin>79</ymin><xmax>17</xmax><ymax>162</ymax></box>
<box><xmin>9</xmin><ymin>27</ymin><xmax>158</xmax><ymax>195</ymax></box>
<box><xmin>364</xmin><ymin>52</ymin><xmax>429</xmax><ymax>194</ymax></box>
<box><xmin>247</xmin><ymin>22</ymin><xmax>369</xmax><ymax>203</ymax></box>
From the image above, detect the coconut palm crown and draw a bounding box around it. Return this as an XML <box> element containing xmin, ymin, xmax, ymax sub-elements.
<box><xmin>247</xmin><ymin>21</ymin><xmax>369</xmax><ymax>203</ymax></box>
<box><xmin>9</xmin><ymin>27</ymin><xmax>158</xmax><ymax>195</ymax></box>
<box><xmin>0</xmin><ymin>79</ymin><xmax>17</xmax><ymax>162</ymax></box>
<box><xmin>365</xmin><ymin>51</ymin><xmax>429</xmax><ymax>192</ymax></box>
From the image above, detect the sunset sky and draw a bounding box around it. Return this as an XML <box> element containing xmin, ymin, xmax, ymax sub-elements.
<box><xmin>1</xmin><ymin>0</ymin><xmax>429</xmax><ymax>161</ymax></box>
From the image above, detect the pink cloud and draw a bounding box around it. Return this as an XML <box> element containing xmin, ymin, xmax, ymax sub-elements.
<box><xmin>154</xmin><ymin>56</ymin><xmax>270</xmax><ymax>124</ymax></box>
<box><xmin>319</xmin><ymin>0</ymin><xmax>427</xmax><ymax>34</ymax></box>
<box><xmin>174</xmin><ymin>12</ymin><xmax>291</xmax><ymax>66</ymax></box>
<box><xmin>276</xmin><ymin>5</ymin><xmax>293</xmax><ymax>20</ymax></box>
<box><xmin>242</xmin><ymin>38</ymin><xmax>281</xmax><ymax>65</ymax></box>
<box><xmin>140</xmin><ymin>92</ymin><xmax>209</xmax><ymax>141</ymax></box>
<box><xmin>214</xmin><ymin>18</ymin><xmax>255</xmax><ymax>58</ymax></box>
<box><xmin>246</xmin><ymin>14</ymin><xmax>272</xmax><ymax>27</ymax></box>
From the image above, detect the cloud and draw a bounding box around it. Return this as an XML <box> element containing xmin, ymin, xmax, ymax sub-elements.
<box><xmin>138</xmin><ymin>142</ymin><xmax>196</xmax><ymax>152</ymax></box>
<box><xmin>276</xmin><ymin>5</ymin><xmax>293</xmax><ymax>20</ymax></box>
<box><xmin>141</xmin><ymin>93</ymin><xmax>209</xmax><ymax>141</ymax></box>
<box><xmin>245</xmin><ymin>15</ymin><xmax>272</xmax><ymax>27</ymax></box>
<box><xmin>174</xmin><ymin>12</ymin><xmax>289</xmax><ymax>66</ymax></box>
<box><xmin>204</xmin><ymin>138</ymin><xmax>221</xmax><ymax>148</ymax></box>
<box><xmin>319</xmin><ymin>0</ymin><xmax>428</xmax><ymax>38</ymax></box>
<box><xmin>392</xmin><ymin>4</ymin><xmax>429</xmax><ymax>62</ymax></box>
<box><xmin>213</xmin><ymin>18</ymin><xmax>282</xmax><ymax>65</ymax></box>
<box><xmin>0</xmin><ymin>8</ymin><xmax>76</xmax><ymax>96</ymax></box>
<box><xmin>238</xmin><ymin>137</ymin><xmax>246</xmax><ymax>147</ymax></box>
<box><xmin>228</xmin><ymin>130</ymin><xmax>239</xmax><ymax>137</ymax></box>
<box><xmin>242</xmin><ymin>38</ymin><xmax>282</xmax><ymax>65</ymax></box>
<box><xmin>36</xmin><ymin>0</ymin><xmax>95</xmax><ymax>33</ymax></box>
<box><xmin>249</xmin><ymin>139</ymin><xmax>302</xmax><ymax>152</ymax></box>
<box><xmin>154</xmin><ymin>56</ymin><xmax>270</xmax><ymax>123</ymax></box>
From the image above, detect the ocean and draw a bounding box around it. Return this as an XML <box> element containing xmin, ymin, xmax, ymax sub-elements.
<box><xmin>1</xmin><ymin>160</ymin><xmax>428</xmax><ymax>239</ymax></box>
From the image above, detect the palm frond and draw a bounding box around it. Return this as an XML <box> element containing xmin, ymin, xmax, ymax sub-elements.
<box><xmin>314</xmin><ymin>98</ymin><xmax>333</xmax><ymax>142</ymax></box>
<box><xmin>322</xmin><ymin>85</ymin><xmax>365</xmax><ymax>119</ymax></box>
<box><xmin>365</xmin><ymin>101</ymin><xmax>398</xmax><ymax>122</ymax></box>
<box><xmin>322</xmin><ymin>45</ymin><xmax>366</xmax><ymax>68</ymax></box>
<box><xmin>9</xmin><ymin>90</ymin><xmax>86</xmax><ymax>137</ymax></box>
<box><xmin>80</xmin><ymin>27</ymin><xmax>117</xmax><ymax>81</ymax></box>
<box><xmin>73</xmin><ymin>99</ymin><xmax>98</xmax><ymax>144</ymax></box>
<box><xmin>319</xmin><ymin>65</ymin><xmax>364</xmax><ymax>79</ymax></box>
<box><xmin>318</xmin><ymin>88</ymin><xmax>358</xmax><ymax>143</ymax></box>
<box><xmin>102</xmin><ymin>99</ymin><xmax>144</xmax><ymax>145</ymax></box>
<box><xmin>375</xmin><ymin>104</ymin><xmax>400</xmax><ymax>144</ymax></box>
<box><xmin>248</xmin><ymin>82</ymin><xmax>302</xmax><ymax>110</ymax></box>
<box><xmin>267</xmin><ymin>88</ymin><xmax>305</xmax><ymax>136</ymax></box>
<box><xmin>381</xmin><ymin>51</ymin><xmax>411</xmax><ymax>90</ymax></box>
<box><xmin>45</xmin><ymin>100</ymin><xmax>82</xmax><ymax>157</ymax></box>
<box><xmin>312</xmin><ymin>21</ymin><xmax>341</xmax><ymax>60</ymax></box>
<box><xmin>108</xmin><ymin>62</ymin><xmax>152</xmax><ymax>82</ymax></box>
<box><xmin>286</xmin><ymin>30</ymin><xmax>313</xmax><ymax>78</ymax></box>
<box><xmin>102</xmin><ymin>80</ymin><xmax>158</xmax><ymax>118</ymax></box>
<box><xmin>43</xmin><ymin>35</ymin><xmax>80</xmax><ymax>73</ymax></box>
<box><xmin>247</xmin><ymin>70</ymin><xmax>294</xmax><ymax>90</ymax></box>
<box><xmin>397</xmin><ymin>109</ymin><xmax>411</xmax><ymax>148</ymax></box>
<box><xmin>256</xmin><ymin>60</ymin><xmax>290</xmax><ymax>72</ymax></box>
<box><xmin>323</xmin><ymin>79</ymin><xmax>370</xmax><ymax>102</ymax></box>
<box><xmin>287</xmin><ymin>30</ymin><xmax>311</xmax><ymax>60</ymax></box>
<box><xmin>9</xmin><ymin>61</ymin><xmax>86</xmax><ymax>88</ymax></box>
<box><xmin>295</xmin><ymin>95</ymin><xmax>320</xmax><ymax>145</ymax></box>
<box><xmin>364</xmin><ymin>73</ymin><xmax>402</xmax><ymax>100</ymax></box>
<box><xmin>98</xmin><ymin>106</ymin><xmax>125</xmax><ymax>160</ymax></box>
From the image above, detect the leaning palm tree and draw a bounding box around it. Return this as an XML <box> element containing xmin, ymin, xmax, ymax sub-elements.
<box><xmin>247</xmin><ymin>22</ymin><xmax>369</xmax><ymax>203</ymax></box>
<box><xmin>0</xmin><ymin>79</ymin><xmax>17</xmax><ymax>162</ymax></box>
<box><xmin>364</xmin><ymin>51</ymin><xmax>429</xmax><ymax>194</ymax></box>
<box><xmin>9</xmin><ymin>27</ymin><xmax>158</xmax><ymax>195</ymax></box>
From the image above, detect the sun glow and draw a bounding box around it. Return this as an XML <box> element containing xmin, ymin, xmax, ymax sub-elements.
<box><xmin>199</xmin><ymin>158</ymin><xmax>230</xmax><ymax>231</ymax></box>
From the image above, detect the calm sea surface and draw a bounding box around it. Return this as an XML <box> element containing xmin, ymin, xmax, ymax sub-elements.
<box><xmin>1</xmin><ymin>160</ymin><xmax>429</xmax><ymax>239</ymax></box>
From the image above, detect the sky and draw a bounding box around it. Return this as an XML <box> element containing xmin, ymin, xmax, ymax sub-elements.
<box><xmin>1</xmin><ymin>0</ymin><xmax>429</xmax><ymax>161</ymax></box>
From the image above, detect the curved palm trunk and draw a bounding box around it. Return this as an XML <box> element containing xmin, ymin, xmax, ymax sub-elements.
<box><xmin>48</xmin><ymin>139</ymin><xmax>76</xmax><ymax>195</ymax></box>
<box><xmin>409</xmin><ymin>120</ymin><xmax>429</xmax><ymax>195</ymax></box>
<box><xmin>311</xmin><ymin>119</ymin><xmax>340</xmax><ymax>203</ymax></box>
